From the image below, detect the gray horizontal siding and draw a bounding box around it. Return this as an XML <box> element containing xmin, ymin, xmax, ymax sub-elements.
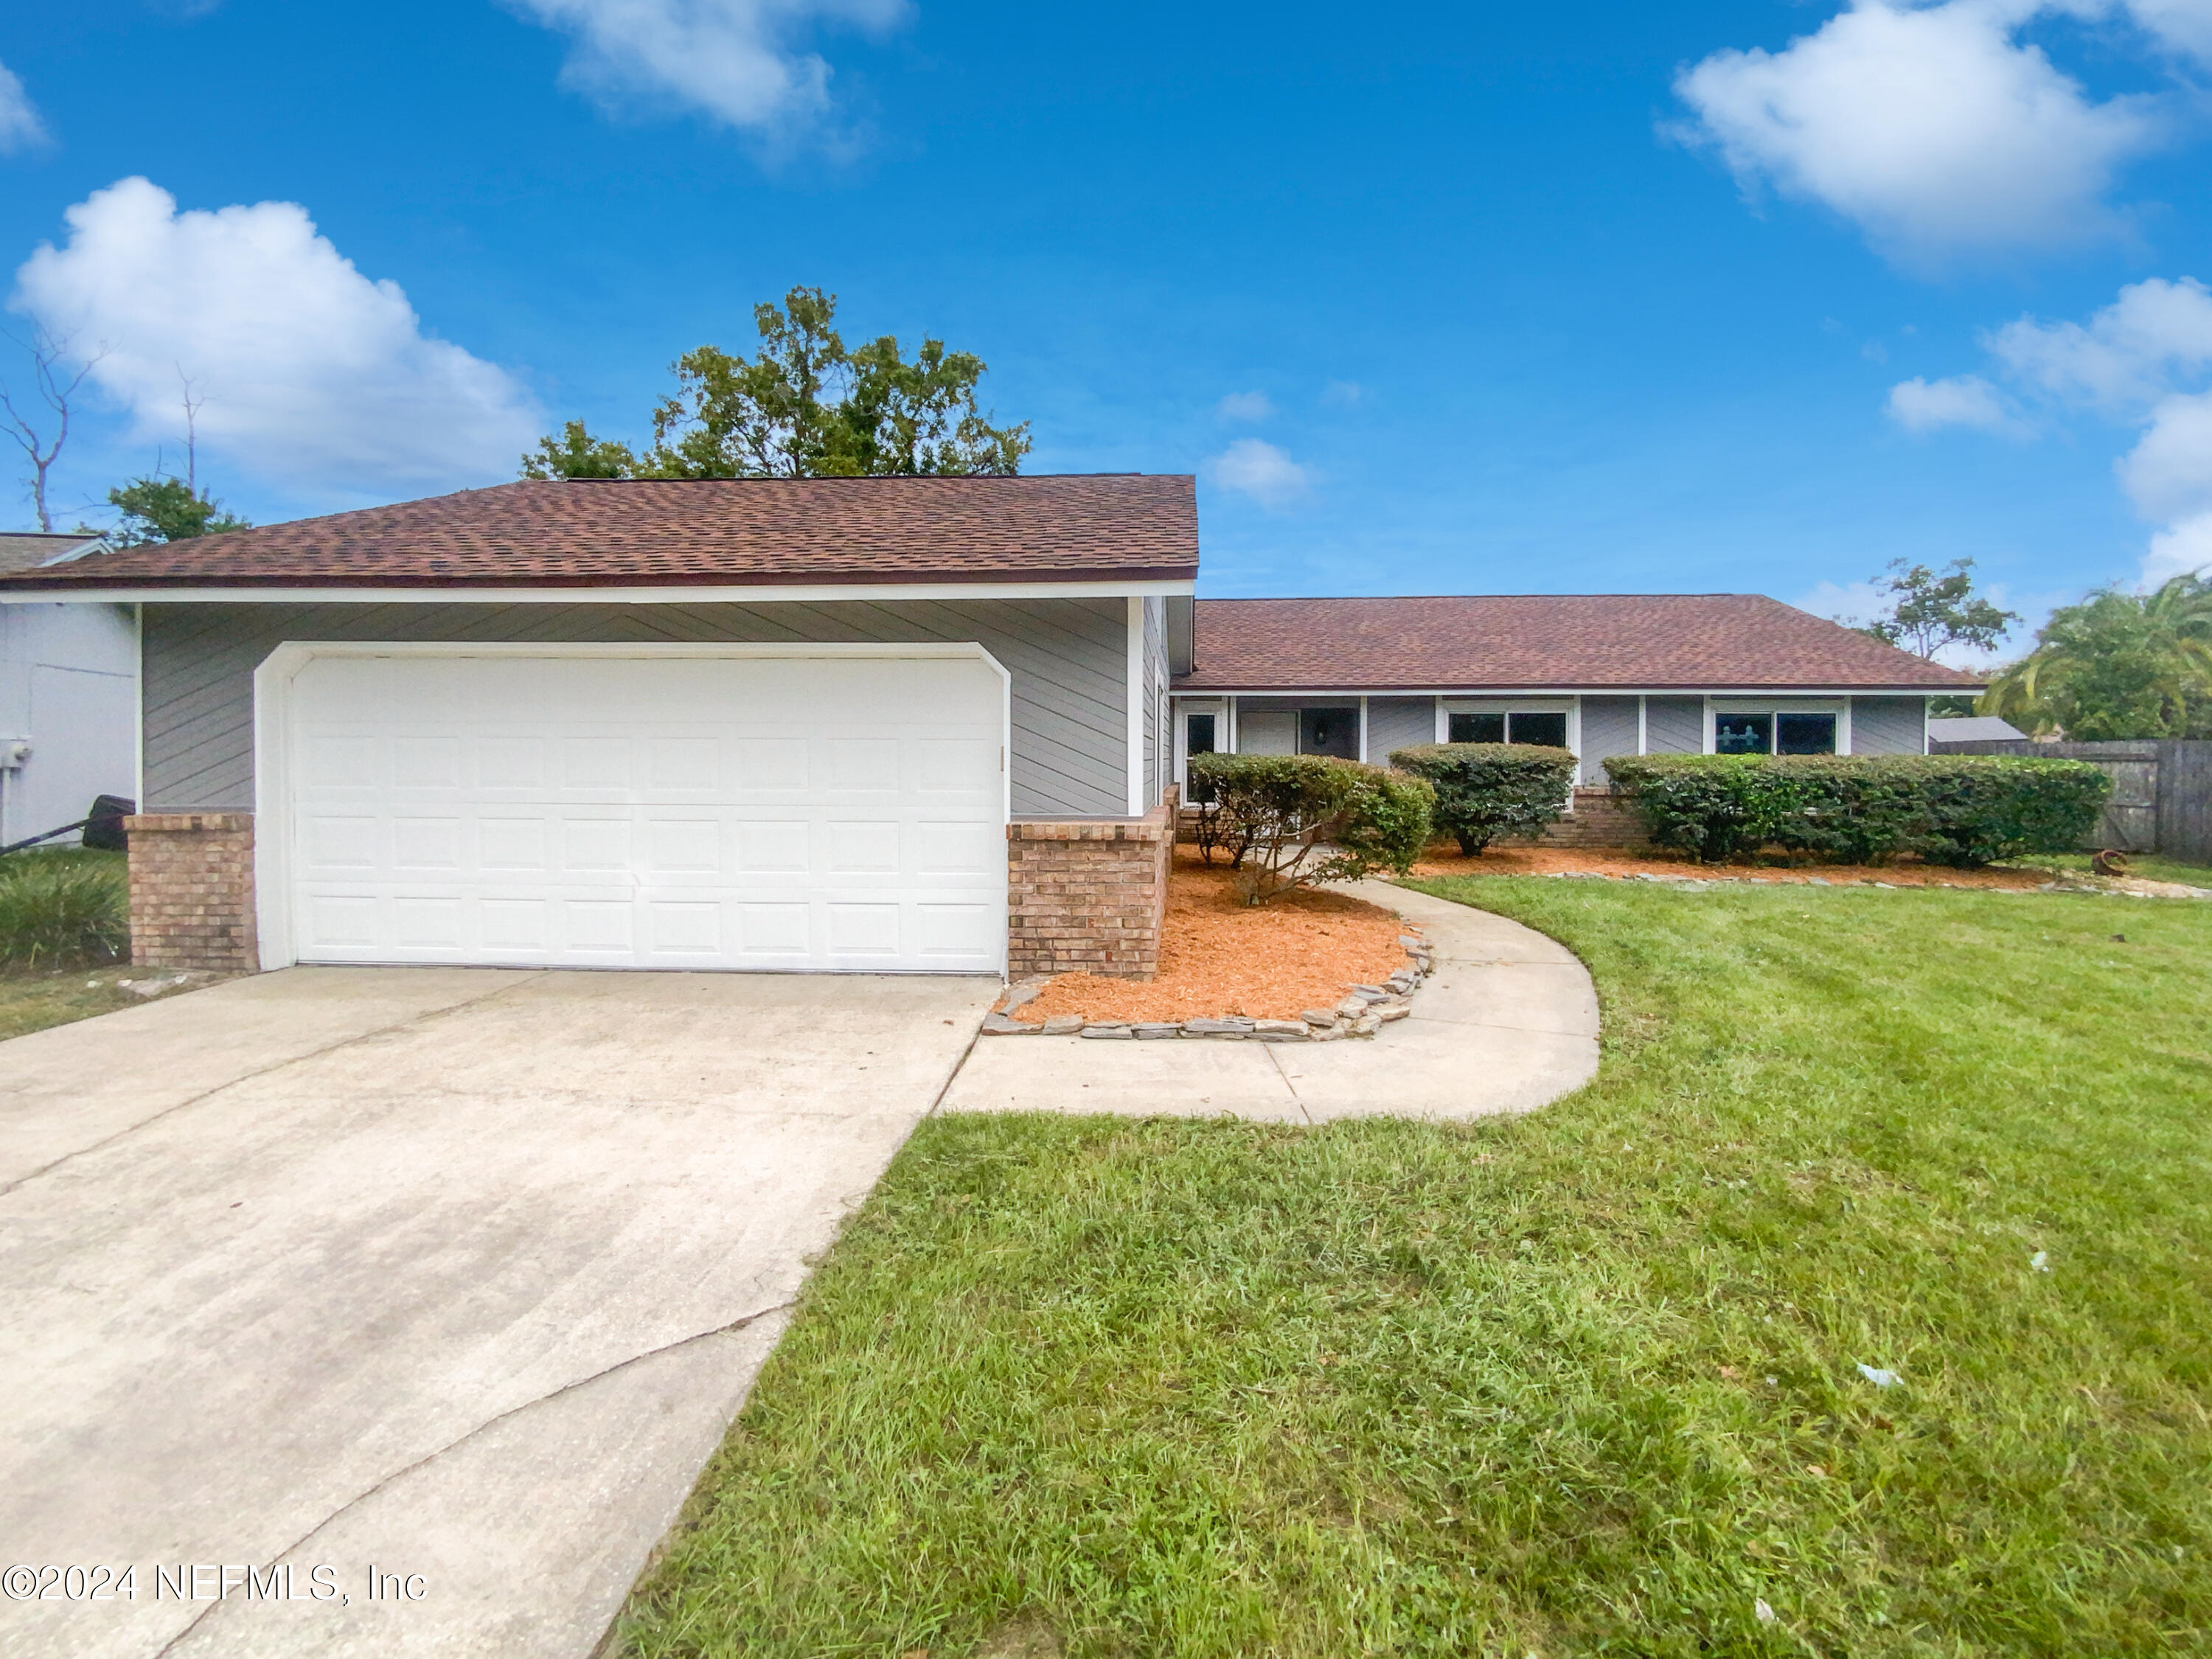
<box><xmin>143</xmin><ymin>597</ymin><xmax>1130</xmax><ymax>818</ymax></box>
<box><xmin>1368</xmin><ymin>697</ymin><xmax>1436</xmax><ymax>762</ymax></box>
<box><xmin>1579</xmin><ymin>696</ymin><xmax>1640</xmax><ymax>785</ymax></box>
<box><xmin>1646</xmin><ymin>696</ymin><xmax>1703</xmax><ymax>754</ymax></box>
<box><xmin>1852</xmin><ymin>697</ymin><xmax>1926</xmax><ymax>756</ymax></box>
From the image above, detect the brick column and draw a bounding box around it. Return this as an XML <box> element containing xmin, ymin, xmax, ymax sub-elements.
<box><xmin>1006</xmin><ymin>797</ymin><xmax>1175</xmax><ymax>981</ymax></box>
<box><xmin>125</xmin><ymin>813</ymin><xmax>258</xmax><ymax>973</ymax></box>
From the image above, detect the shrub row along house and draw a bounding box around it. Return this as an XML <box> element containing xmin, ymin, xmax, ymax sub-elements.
<box><xmin>0</xmin><ymin>475</ymin><xmax>1978</xmax><ymax>979</ymax></box>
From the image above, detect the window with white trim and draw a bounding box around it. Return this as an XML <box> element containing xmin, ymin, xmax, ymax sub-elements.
<box><xmin>1715</xmin><ymin>712</ymin><xmax>1837</xmax><ymax>756</ymax></box>
<box><xmin>1450</xmin><ymin>709</ymin><xmax>1568</xmax><ymax>747</ymax></box>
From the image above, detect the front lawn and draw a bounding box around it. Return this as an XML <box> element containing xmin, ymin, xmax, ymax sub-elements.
<box><xmin>617</xmin><ymin>880</ymin><xmax>2212</xmax><ymax>1658</ymax></box>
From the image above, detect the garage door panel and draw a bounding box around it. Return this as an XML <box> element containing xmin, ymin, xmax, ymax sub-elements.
<box><xmin>732</xmin><ymin>739</ymin><xmax>809</xmax><ymax>791</ymax></box>
<box><xmin>302</xmin><ymin>814</ymin><xmax>380</xmax><ymax>873</ymax></box>
<box><xmin>916</xmin><ymin>902</ymin><xmax>997</xmax><ymax>959</ymax></box>
<box><xmin>916</xmin><ymin>821</ymin><xmax>999</xmax><ymax>875</ymax></box>
<box><xmin>736</xmin><ymin>820</ymin><xmax>810</xmax><ymax>873</ymax></box>
<box><xmin>560</xmin><ymin>816</ymin><xmax>633</xmax><ymax>872</ymax></box>
<box><xmin>735</xmin><ymin>902</ymin><xmax>811</xmax><ymax>958</ymax></box>
<box><xmin>392</xmin><ymin>816</ymin><xmax>463</xmax><ymax>872</ymax></box>
<box><xmin>281</xmin><ymin>653</ymin><xmax>1006</xmax><ymax>973</ymax></box>
<box><xmin>479</xmin><ymin>816</ymin><xmax>549</xmax><ymax>872</ymax></box>
<box><xmin>824</xmin><ymin>739</ymin><xmax>902</xmax><ymax>792</ymax></box>
<box><xmin>560</xmin><ymin>900</ymin><xmax>634</xmax><ymax>954</ymax></box>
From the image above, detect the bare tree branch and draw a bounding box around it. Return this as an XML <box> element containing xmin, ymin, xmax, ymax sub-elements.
<box><xmin>0</xmin><ymin>328</ymin><xmax>108</xmax><ymax>532</ymax></box>
<box><xmin>177</xmin><ymin>364</ymin><xmax>206</xmax><ymax>493</ymax></box>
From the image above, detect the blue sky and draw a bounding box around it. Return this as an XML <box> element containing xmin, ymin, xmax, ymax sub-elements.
<box><xmin>5</xmin><ymin>1</ymin><xmax>2212</xmax><ymax>655</ymax></box>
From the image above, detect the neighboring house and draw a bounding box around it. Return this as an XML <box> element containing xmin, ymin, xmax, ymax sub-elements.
<box><xmin>1168</xmin><ymin>596</ymin><xmax>1981</xmax><ymax>793</ymax></box>
<box><xmin>1927</xmin><ymin>714</ymin><xmax>2028</xmax><ymax>744</ymax></box>
<box><xmin>0</xmin><ymin>532</ymin><xmax>137</xmax><ymax>850</ymax></box>
<box><xmin>0</xmin><ymin>477</ymin><xmax>1982</xmax><ymax>980</ymax></box>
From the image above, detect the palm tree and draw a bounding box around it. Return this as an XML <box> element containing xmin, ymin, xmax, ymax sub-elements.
<box><xmin>1983</xmin><ymin>572</ymin><xmax>2212</xmax><ymax>739</ymax></box>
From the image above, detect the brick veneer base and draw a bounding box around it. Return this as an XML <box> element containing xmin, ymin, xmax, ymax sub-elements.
<box><xmin>126</xmin><ymin>813</ymin><xmax>258</xmax><ymax>973</ymax></box>
<box><xmin>1008</xmin><ymin>797</ymin><xmax>1176</xmax><ymax>981</ymax></box>
<box><xmin>1498</xmin><ymin>787</ymin><xmax>1652</xmax><ymax>850</ymax></box>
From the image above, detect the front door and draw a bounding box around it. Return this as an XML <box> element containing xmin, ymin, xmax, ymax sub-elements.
<box><xmin>1300</xmin><ymin>706</ymin><xmax>1359</xmax><ymax>759</ymax></box>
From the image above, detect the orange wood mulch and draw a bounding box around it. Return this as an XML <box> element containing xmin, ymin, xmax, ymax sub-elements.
<box><xmin>1407</xmin><ymin>844</ymin><xmax>2051</xmax><ymax>889</ymax></box>
<box><xmin>1013</xmin><ymin>848</ymin><xmax>1416</xmax><ymax>1025</ymax></box>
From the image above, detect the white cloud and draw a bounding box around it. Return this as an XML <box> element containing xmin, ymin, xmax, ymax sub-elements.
<box><xmin>1886</xmin><ymin>373</ymin><xmax>2023</xmax><ymax>433</ymax></box>
<box><xmin>2122</xmin><ymin>0</ymin><xmax>2212</xmax><ymax>58</ymax></box>
<box><xmin>1204</xmin><ymin>438</ymin><xmax>1310</xmax><ymax>509</ymax></box>
<box><xmin>1798</xmin><ymin>575</ymin><xmax>1888</xmax><ymax>626</ymax></box>
<box><xmin>2144</xmin><ymin>509</ymin><xmax>2212</xmax><ymax>582</ymax></box>
<box><xmin>1214</xmin><ymin>390</ymin><xmax>1273</xmax><ymax>422</ymax></box>
<box><xmin>505</xmin><ymin>0</ymin><xmax>910</xmax><ymax>135</ymax></box>
<box><xmin>1672</xmin><ymin>1</ymin><xmax>2168</xmax><ymax>265</ymax></box>
<box><xmin>1985</xmin><ymin>276</ymin><xmax>2212</xmax><ymax>407</ymax></box>
<box><xmin>2116</xmin><ymin>386</ymin><xmax>2212</xmax><ymax>521</ymax></box>
<box><xmin>10</xmin><ymin>177</ymin><xmax>540</xmax><ymax>503</ymax></box>
<box><xmin>1321</xmin><ymin>380</ymin><xmax>1366</xmax><ymax>407</ymax></box>
<box><xmin>1918</xmin><ymin>271</ymin><xmax>2212</xmax><ymax>582</ymax></box>
<box><xmin>0</xmin><ymin>59</ymin><xmax>47</xmax><ymax>153</ymax></box>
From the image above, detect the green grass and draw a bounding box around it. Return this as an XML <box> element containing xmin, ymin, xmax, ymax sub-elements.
<box><xmin>0</xmin><ymin>848</ymin><xmax>128</xmax><ymax>969</ymax></box>
<box><xmin>0</xmin><ymin>967</ymin><xmax>164</xmax><ymax>1041</ymax></box>
<box><xmin>617</xmin><ymin>880</ymin><xmax>2212</xmax><ymax>1658</ymax></box>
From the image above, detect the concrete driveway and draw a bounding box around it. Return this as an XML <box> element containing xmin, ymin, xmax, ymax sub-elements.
<box><xmin>0</xmin><ymin>967</ymin><xmax>995</xmax><ymax>1659</ymax></box>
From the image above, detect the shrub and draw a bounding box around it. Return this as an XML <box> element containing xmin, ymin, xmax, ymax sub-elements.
<box><xmin>1388</xmin><ymin>742</ymin><xmax>1577</xmax><ymax>855</ymax></box>
<box><xmin>0</xmin><ymin>851</ymin><xmax>130</xmax><ymax>968</ymax></box>
<box><xmin>1604</xmin><ymin>754</ymin><xmax>2111</xmax><ymax>867</ymax></box>
<box><xmin>1186</xmin><ymin>753</ymin><xmax>1435</xmax><ymax>903</ymax></box>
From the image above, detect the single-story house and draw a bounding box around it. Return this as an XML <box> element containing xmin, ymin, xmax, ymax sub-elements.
<box><xmin>0</xmin><ymin>475</ymin><xmax>1980</xmax><ymax>978</ymax></box>
<box><xmin>0</xmin><ymin>532</ymin><xmax>139</xmax><ymax>850</ymax></box>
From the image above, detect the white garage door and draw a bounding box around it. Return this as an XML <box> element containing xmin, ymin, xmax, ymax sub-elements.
<box><xmin>271</xmin><ymin>647</ymin><xmax>1007</xmax><ymax>973</ymax></box>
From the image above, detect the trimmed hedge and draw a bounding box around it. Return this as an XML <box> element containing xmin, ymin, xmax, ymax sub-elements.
<box><xmin>1602</xmin><ymin>754</ymin><xmax>2112</xmax><ymax>866</ymax></box>
<box><xmin>1388</xmin><ymin>742</ymin><xmax>1577</xmax><ymax>855</ymax></box>
<box><xmin>1186</xmin><ymin>753</ymin><xmax>1435</xmax><ymax>903</ymax></box>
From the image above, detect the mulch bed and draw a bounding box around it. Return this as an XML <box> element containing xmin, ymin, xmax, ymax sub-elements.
<box><xmin>1013</xmin><ymin>847</ymin><xmax>1413</xmax><ymax>1025</ymax></box>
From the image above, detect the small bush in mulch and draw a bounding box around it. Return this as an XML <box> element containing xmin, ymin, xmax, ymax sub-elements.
<box><xmin>1604</xmin><ymin>754</ymin><xmax>2112</xmax><ymax>866</ymax></box>
<box><xmin>0</xmin><ymin>851</ymin><xmax>129</xmax><ymax>969</ymax></box>
<box><xmin>1186</xmin><ymin>754</ymin><xmax>1433</xmax><ymax>904</ymax></box>
<box><xmin>1389</xmin><ymin>742</ymin><xmax>1577</xmax><ymax>856</ymax></box>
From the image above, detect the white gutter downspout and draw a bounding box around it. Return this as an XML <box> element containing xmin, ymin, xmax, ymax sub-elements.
<box><xmin>1126</xmin><ymin>597</ymin><xmax>1144</xmax><ymax>815</ymax></box>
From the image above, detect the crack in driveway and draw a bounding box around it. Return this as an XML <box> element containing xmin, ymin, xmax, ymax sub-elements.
<box><xmin>0</xmin><ymin>973</ymin><xmax>552</xmax><ymax>1203</ymax></box>
<box><xmin>150</xmin><ymin>1296</ymin><xmax>797</xmax><ymax>1658</ymax></box>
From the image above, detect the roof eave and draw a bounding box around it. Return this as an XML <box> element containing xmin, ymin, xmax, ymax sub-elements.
<box><xmin>0</xmin><ymin>570</ymin><xmax>1199</xmax><ymax>603</ymax></box>
<box><xmin>1169</xmin><ymin>680</ymin><xmax>1983</xmax><ymax>694</ymax></box>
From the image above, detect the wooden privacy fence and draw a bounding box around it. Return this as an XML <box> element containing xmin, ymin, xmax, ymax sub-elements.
<box><xmin>1928</xmin><ymin>739</ymin><xmax>2212</xmax><ymax>860</ymax></box>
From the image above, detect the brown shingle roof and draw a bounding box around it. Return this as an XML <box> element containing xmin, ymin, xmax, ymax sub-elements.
<box><xmin>1175</xmin><ymin>595</ymin><xmax>1983</xmax><ymax>692</ymax></box>
<box><xmin>0</xmin><ymin>476</ymin><xmax>1198</xmax><ymax>591</ymax></box>
<box><xmin>0</xmin><ymin>532</ymin><xmax>105</xmax><ymax>575</ymax></box>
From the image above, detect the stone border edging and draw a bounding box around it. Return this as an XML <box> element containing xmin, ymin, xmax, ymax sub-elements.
<box><xmin>979</xmin><ymin>933</ymin><xmax>1433</xmax><ymax>1043</ymax></box>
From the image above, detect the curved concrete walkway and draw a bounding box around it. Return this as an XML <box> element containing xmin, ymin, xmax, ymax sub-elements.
<box><xmin>939</xmin><ymin>880</ymin><xmax>1600</xmax><ymax>1122</ymax></box>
